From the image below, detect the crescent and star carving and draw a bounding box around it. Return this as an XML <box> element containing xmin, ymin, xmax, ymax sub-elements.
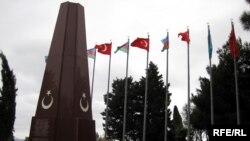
<box><xmin>41</xmin><ymin>90</ymin><xmax>89</xmax><ymax>112</ymax></box>
<box><xmin>41</xmin><ymin>90</ymin><xmax>53</xmax><ymax>110</ymax></box>
<box><xmin>80</xmin><ymin>93</ymin><xmax>89</xmax><ymax>112</ymax></box>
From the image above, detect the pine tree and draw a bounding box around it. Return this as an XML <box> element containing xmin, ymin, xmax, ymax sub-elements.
<box><xmin>144</xmin><ymin>62</ymin><xmax>172</xmax><ymax>141</ymax></box>
<box><xmin>102</xmin><ymin>62</ymin><xmax>173</xmax><ymax>141</ymax></box>
<box><xmin>0</xmin><ymin>52</ymin><xmax>18</xmax><ymax>141</ymax></box>
<box><xmin>102</xmin><ymin>77</ymin><xmax>134</xmax><ymax>140</ymax></box>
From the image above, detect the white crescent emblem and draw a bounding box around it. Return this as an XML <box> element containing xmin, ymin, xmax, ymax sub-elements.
<box><xmin>41</xmin><ymin>90</ymin><xmax>53</xmax><ymax>110</ymax></box>
<box><xmin>80</xmin><ymin>93</ymin><xmax>89</xmax><ymax>112</ymax></box>
<box><xmin>141</xmin><ymin>40</ymin><xmax>148</xmax><ymax>48</ymax></box>
<box><xmin>102</xmin><ymin>44</ymin><xmax>107</xmax><ymax>52</ymax></box>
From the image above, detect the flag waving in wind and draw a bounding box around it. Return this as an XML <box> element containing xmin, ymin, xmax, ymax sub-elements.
<box><xmin>131</xmin><ymin>38</ymin><xmax>149</xmax><ymax>51</ymax></box>
<box><xmin>115</xmin><ymin>41</ymin><xmax>129</xmax><ymax>53</ymax></box>
<box><xmin>229</xmin><ymin>22</ymin><xmax>240</xmax><ymax>57</ymax></box>
<box><xmin>87</xmin><ymin>48</ymin><xmax>96</xmax><ymax>59</ymax></box>
<box><xmin>208</xmin><ymin>25</ymin><xmax>213</xmax><ymax>59</ymax></box>
<box><xmin>45</xmin><ymin>56</ymin><xmax>48</xmax><ymax>63</ymax></box>
<box><xmin>95</xmin><ymin>43</ymin><xmax>112</xmax><ymax>55</ymax></box>
<box><xmin>161</xmin><ymin>34</ymin><xmax>169</xmax><ymax>52</ymax></box>
<box><xmin>178</xmin><ymin>30</ymin><xmax>190</xmax><ymax>44</ymax></box>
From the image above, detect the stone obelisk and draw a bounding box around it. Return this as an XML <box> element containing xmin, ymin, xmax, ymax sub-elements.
<box><xmin>29</xmin><ymin>2</ymin><xmax>96</xmax><ymax>141</ymax></box>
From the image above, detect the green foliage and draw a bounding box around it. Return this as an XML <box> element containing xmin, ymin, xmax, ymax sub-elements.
<box><xmin>0</xmin><ymin>52</ymin><xmax>17</xmax><ymax>141</ymax></box>
<box><xmin>240</xmin><ymin>0</ymin><xmax>250</xmax><ymax>31</ymax></box>
<box><xmin>102</xmin><ymin>62</ymin><xmax>173</xmax><ymax>141</ymax></box>
<box><xmin>190</xmin><ymin>39</ymin><xmax>250</xmax><ymax>135</ymax></box>
<box><xmin>173</xmin><ymin>106</ymin><xmax>183</xmax><ymax>130</ymax></box>
<box><xmin>173</xmin><ymin>106</ymin><xmax>187</xmax><ymax>141</ymax></box>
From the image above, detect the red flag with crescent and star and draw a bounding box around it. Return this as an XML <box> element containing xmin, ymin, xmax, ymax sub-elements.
<box><xmin>229</xmin><ymin>22</ymin><xmax>240</xmax><ymax>58</ymax></box>
<box><xmin>178</xmin><ymin>30</ymin><xmax>190</xmax><ymax>44</ymax></box>
<box><xmin>95</xmin><ymin>43</ymin><xmax>112</xmax><ymax>55</ymax></box>
<box><xmin>131</xmin><ymin>38</ymin><xmax>149</xmax><ymax>51</ymax></box>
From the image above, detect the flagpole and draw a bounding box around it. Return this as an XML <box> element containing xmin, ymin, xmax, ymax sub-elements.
<box><xmin>90</xmin><ymin>49</ymin><xmax>96</xmax><ymax>104</ymax></box>
<box><xmin>105</xmin><ymin>51</ymin><xmax>112</xmax><ymax>139</ymax></box>
<box><xmin>164</xmin><ymin>31</ymin><xmax>169</xmax><ymax>141</ymax></box>
<box><xmin>142</xmin><ymin>34</ymin><xmax>149</xmax><ymax>141</ymax></box>
<box><xmin>234</xmin><ymin>55</ymin><xmax>240</xmax><ymax>125</ymax></box>
<box><xmin>187</xmin><ymin>27</ymin><xmax>191</xmax><ymax>141</ymax></box>
<box><xmin>209</xmin><ymin>54</ymin><xmax>214</xmax><ymax>125</ymax></box>
<box><xmin>230</xmin><ymin>21</ymin><xmax>240</xmax><ymax>125</ymax></box>
<box><xmin>208</xmin><ymin>24</ymin><xmax>214</xmax><ymax>125</ymax></box>
<box><xmin>122</xmin><ymin>38</ymin><xmax>130</xmax><ymax>141</ymax></box>
<box><xmin>209</xmin><ymin>56</ymin><xmax>214</xmax><ymax>124</ymax></box>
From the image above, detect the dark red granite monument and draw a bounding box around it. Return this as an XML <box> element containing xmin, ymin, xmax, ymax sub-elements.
<box><xmin>29</xmin><ymin>2</ymin><xmax>96</xmax><ymax>141</ymax></box>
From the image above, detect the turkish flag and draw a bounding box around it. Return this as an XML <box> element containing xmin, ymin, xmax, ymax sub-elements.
<box><xmin>131</xmin><ymin>38</ymin><xmax>149</xmax><ymax>51</ymax></box>
<box><xmin>229</xmin><ymin>23</ymin><xmax>240</xmax><ymax>58</ymax></box>
<box><xmin>178</xmin><ymin>31</ymin><xmax>190</xmax><ymax>44</ymax></box>
<box><xmin>95</xmin><ymin>43</ymin><xmax>112</xmax><ymax>55</ymax></box>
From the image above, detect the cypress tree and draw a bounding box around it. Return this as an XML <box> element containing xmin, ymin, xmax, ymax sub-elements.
<box><xmin>172</xmin><ymin>105</ymin><xmax>187</xmax><ymax>141</ymax></box>
<box><xmin>0</xmin><ymin>52</ymin><xmax>18</xmax><ymax>141</ymax></box>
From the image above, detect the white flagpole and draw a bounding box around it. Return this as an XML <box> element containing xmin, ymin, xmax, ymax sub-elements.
<box><xmin>230</xmin><ymin>21</ymin><xmax>240</xmax><ymax>125</ymax></box>
<box><xmin>90</xmin><ymin>49</ymin><xmax>96</xmax><ymax>104</ymax></box>
<box><xmin>187</xmin><ymin>27</ymin><xmax>191</xmax><ymax>141</ymax></box>
<box><xmin>122</xmin><ymin>38</ymin><xmax>130</xmax><ymax>141</ymax></box>
<box><xmin>208</xmin><ymin>24</ymin><xmax>214</xmax><ymax>125</ymax></box>
<box><xmin>142</xmin><ymin>34</ymin><xmax>150</xmax><ymax>141</ymax></box>
<box><xmin>234</xmin><ymin>55</ymin><xmax>240</xmax><ymax>125</ymax></box>
<box><xmin>164</xmin><ymin>31</ymin><xmax>169</xmax><ymax>141</ymax></box>
<box><xmin>105</xmin><ymin>47</ymin><xmax>112</xmax><ymax>139</ymax></box>
<box><xmin>209</xmin><ymin>54</ymin><xmax>214</xmax><ymax>125</ymax></box>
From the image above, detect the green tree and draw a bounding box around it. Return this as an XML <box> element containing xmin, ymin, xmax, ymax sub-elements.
<box><xmin>190</xmin><ymin>39</ymin><xmax>250</xmax><ymax>137</ymax></box>
<box><xmin>0</xmin><ymin>52</ymin><xmax>18</xmax><ymax>141</ymax></box>
<box><xmin>102</xmin><ymin>77</ymin><xmax>134</xmax><ymax>140</ymax></box>
<box><xmin>240</xmin><ymin>0</ymin><xmax>250</xmax><ymax>31</ymax></box>
<box><xmin>144</xmin><ymin>62</ymin><xmax>173</xmax><ymax>141</ymax></box>
<box><xmin>173</xmin><ymin>105</ymin><xmax>187</xmax><ymax>141</ymax></box>
<box><xmin>102</xmin><ymin>62</ymin><xmax>173</xmax><ymax>141</ymax></box>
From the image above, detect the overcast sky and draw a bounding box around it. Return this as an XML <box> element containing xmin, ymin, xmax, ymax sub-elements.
<box><xmin>0</xmin><ymin>0</ymin><xmax>249</xmax><ymax>139</ymax></box>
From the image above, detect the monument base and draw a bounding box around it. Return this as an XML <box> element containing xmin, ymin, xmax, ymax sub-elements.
<box><xmin>29</xmin><ymin>117</ymin><xmax>96</xmax><ymax>141</ymax></box>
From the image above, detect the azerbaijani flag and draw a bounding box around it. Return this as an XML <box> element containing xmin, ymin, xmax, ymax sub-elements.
<box><xmin>161</xmin><ymin>34</ymin><xmax>169</xmax><ymax>52</ymax></box>
<box><xmin>114</xmin><ymin>41</ymin><xmax>129</xmax><ymax>53</ymax></box>
<box><xmin>87</xmin><ymin>48</ymin><xmax>96</xmax><ymax>59</ymax></box>
<box><xmin>207</xmin><ymin>25</ymin><xmax>213</xmax><ymax>59</ymax></box>
<box><xmin>45</xmin><ymin>56</ymin><xmax>48</xmax><ymax>63</ymax></box>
